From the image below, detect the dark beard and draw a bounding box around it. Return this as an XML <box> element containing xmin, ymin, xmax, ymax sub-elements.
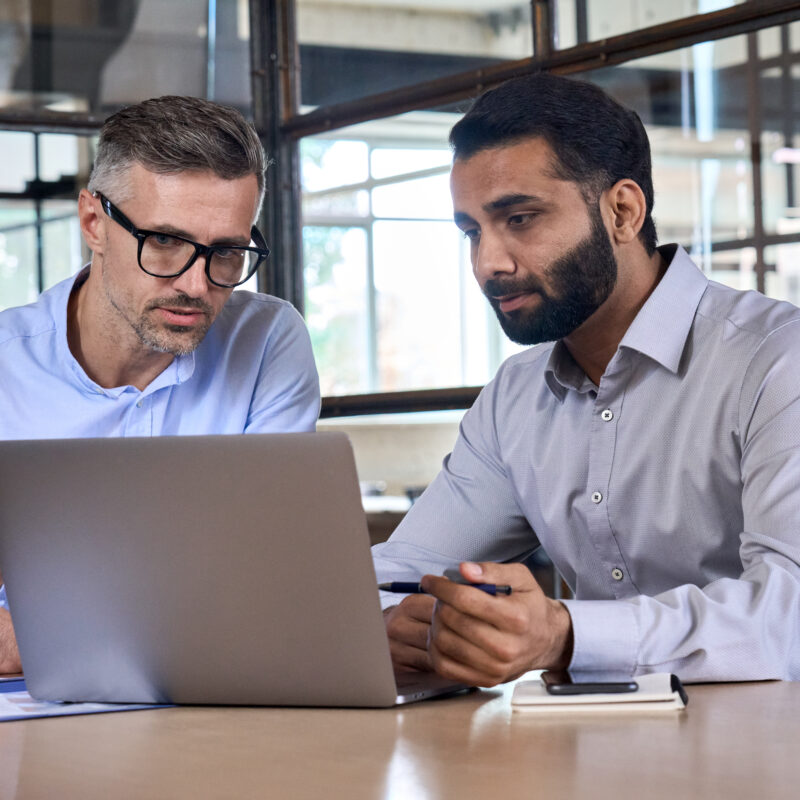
<box><xmin>483</xmin><ymin>206</ymin><xmax>618</xmax><ymax>345</ymax></box>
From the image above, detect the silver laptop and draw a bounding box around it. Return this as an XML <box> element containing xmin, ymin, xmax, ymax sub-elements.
<box><xmin>0</xmin><ymin>433</ymin><xmax>467</xmax><ymax>707</ymax></box>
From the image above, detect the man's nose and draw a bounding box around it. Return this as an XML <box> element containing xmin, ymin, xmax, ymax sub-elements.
<box><xmin>472</xmin><ymin>232</ymin><xmax>515</xmax><ymax>285</ymax></box>
<box><xmin>171</xmin><ymin>255</ymin><xmax>211</xmax><ymax>296</ymax></box>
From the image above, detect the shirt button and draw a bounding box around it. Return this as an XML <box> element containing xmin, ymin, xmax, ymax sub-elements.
<box><xmin>591</xmin><ymin>491</ymin><xmax>603</xmax><ymax>504</ymax></box>
<box><xmin>136</xmin><ymin>400</ymin><xmax>143</xmax><ymax>408</ymax></box>
<box><xmin>601</xmin><ymin>409</ymin><xmax>614</xmax><ymax>421</ymax></box>
<box><xmin>611</xmin><ymin>567</ymin><xmax>624</xmax><ymax>581</ymax></box>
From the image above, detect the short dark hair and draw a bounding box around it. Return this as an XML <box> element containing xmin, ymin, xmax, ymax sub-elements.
<box><xmin>88</xmin><ymin>95</ymin><xmax>265</xmax><ymax>212</ymax></box>
<box><xmin>449</xmin><ymin>72</ymin><xmax>657</xmax><ymax>255</ymax></box>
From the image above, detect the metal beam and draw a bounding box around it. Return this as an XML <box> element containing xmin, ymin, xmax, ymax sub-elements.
<box><xmin>746</xmin><ymin>32</ymin><xmax>767</xmax><ymax>294</ymax></box>
<box><xmin>321</xmin><ymin>387</ymin><xmax>482</xmax><ymax>419</ymax></box>
<box><xmin>249</xmin><ymin>0</ymin><xmax>305</xmax><ymax>310</ymax></box>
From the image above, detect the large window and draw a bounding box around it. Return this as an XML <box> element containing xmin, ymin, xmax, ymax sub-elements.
<box><xmin>0</xmin><ymin>131</ymin><xmax>91</xmax><ymax>310</ymax></box>
<box><xmin>0</xmin><ymin>0</ymin><xmax>251</xmax><ymax>115</ymax></box>
<box><xmin>2</xmin><ymin>0</ymin><xmax>800</xmax><ymax>400</ymax></box>
<box><xmin>300</xmin><ymin>122</ymin><xmax>523</xmax><ymax>394</ymax></box>
<box><xmin>298</xmin><ymin>12</ymin><xmax>800</xmax><ymax>397</ymax></box>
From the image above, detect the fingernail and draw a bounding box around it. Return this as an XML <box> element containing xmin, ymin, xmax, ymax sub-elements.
<box><xmin>464</xmin><ymin>562</ymin><xmax>483</xmax><ymax>577</ymax></box>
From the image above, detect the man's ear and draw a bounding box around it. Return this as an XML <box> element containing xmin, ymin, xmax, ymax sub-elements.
<box><xmin>603</xmin><ymin>179</ymin><xmax>647</xmax><ymax>246</ymax></box>
<box><xmin>77</xmin><ymin>189</ymin><xmax>106</xmax><ymax>254</ymax></box>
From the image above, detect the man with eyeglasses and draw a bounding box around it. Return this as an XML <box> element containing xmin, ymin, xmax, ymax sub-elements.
<box><xmin>0</xmin><ymin>96</ymin><xmax>320</xmax><ymax>672</ymax></box>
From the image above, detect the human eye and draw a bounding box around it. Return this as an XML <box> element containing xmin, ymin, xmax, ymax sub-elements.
<box><xmin>214</xmin><ymin>246</ymin><xmax>245</xmax><ymax>261</ymax></box>
<box><xmin>460</xmin><ymin>226</ymin><xmax>480</xmax><ymax>242</ymax></box>
<box><xmin>508</xmin><ymin>212</ymin><xmax>535</xmax><ymax>228</ymax></box>
<box><xmin>149</xmin><ymin>233</ymin><xmax>182</xmax><ymax>249</ymax></box>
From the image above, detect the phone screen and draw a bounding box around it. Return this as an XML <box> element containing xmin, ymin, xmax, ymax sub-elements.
<box><xmin>541</xmin><ymin>670</ymin><xmax>638</xmax><ymax>695</ymax></box>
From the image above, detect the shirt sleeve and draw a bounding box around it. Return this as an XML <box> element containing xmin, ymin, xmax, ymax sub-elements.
<box><xmin>564</xmin><ymin>321</ymin><xmax>800</xmax><ymax>681</ymax></box>
<box><xmin>372</xmin><ymin>371</ymin><xmax>540</xmax><ymax>609</ymax></box>
<box><xmin>244</xmin><ymin>304</ymin><xmax>321</xmax><ymax>434</ymax></box>
<box><xmin>0</xmin><ymin>584</ymin><xmax>7</xmax><ymax>610</ymax></box>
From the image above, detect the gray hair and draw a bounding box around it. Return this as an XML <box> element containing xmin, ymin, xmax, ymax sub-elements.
<box><xmin>88</xmin><ymin>95</ymin><xmax>266</xmax><ymax>216</ymax></box>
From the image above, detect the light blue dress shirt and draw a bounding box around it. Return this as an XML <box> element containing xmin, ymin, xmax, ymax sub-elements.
<box><xmin>0</xmin><ymin>267</ymin><xmax>320</xmax><ymax>609</ymax></box>
<box><xmin>373</xmin><ymin>245</ymin><xmax>800</xmax><ymax>682</ymax></box>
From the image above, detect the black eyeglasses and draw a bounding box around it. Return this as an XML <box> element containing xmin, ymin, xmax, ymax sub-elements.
<box><xmin>94</xmin><ymin>192</ymin><xmax>270</xmax><ymax>288</ymax></box>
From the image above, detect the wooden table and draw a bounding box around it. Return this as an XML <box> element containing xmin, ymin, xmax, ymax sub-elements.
<box><xmin>0</xmin><ymin>678</ymin><xmax>795</xmax><ymax>799</ymax></box>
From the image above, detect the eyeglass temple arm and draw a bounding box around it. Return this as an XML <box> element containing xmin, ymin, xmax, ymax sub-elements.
<box><xmin>250</xmin><ymin>226</ymin><xmax>270</xmax><ymax>254</ymax></box>
<box><xmin>94</xmin><ymin>192</ymin><xmax>138</xmax><ymax>236</ymax></box>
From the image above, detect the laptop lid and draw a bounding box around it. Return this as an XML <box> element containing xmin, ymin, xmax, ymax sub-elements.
<box><xmin>0</xmin><ymin>433</ymin><xmax>460</xmax><ymax>707</ymax></box>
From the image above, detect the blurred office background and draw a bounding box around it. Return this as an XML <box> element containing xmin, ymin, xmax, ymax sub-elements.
<box><xmin>2</xmin><ymin>1</ymin><xmax>799</xmax><ymax>568</ymax></box>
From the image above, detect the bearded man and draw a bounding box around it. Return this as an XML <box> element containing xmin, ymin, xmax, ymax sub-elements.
<box><xmin>374</xmin><ymin>73</ymin><xmax>800</xmax><ymax>686</ymax></box>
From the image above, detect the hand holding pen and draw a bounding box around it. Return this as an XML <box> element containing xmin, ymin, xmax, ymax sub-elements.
<box><xmin>379</xmin><ymin>567</ymin><xmax>512</xmax><ymax>597</ymax></box>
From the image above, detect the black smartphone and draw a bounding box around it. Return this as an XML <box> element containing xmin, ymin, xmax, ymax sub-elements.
<box><xmin>541</xmin><ymin>670</ymin><xmax>639</xmax><ymax>695</ymax></box>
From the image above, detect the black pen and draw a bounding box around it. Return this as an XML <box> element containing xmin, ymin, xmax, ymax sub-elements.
<box><xmin>378</xmin><ymin>581</ymin><xmax>512</xmax><ymax>596</ymax></box>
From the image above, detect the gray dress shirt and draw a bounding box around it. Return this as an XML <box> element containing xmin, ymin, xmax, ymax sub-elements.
<box><xmin>372</xmin><ymin>245</ymin><xmax>800</xmax><ymax>682</ymax></box>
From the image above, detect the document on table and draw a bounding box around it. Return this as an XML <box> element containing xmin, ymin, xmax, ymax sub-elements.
<box><xmin>0</xmin><ymin>679</ymin><xmax>172</xmax><ymax>722</ymax></box>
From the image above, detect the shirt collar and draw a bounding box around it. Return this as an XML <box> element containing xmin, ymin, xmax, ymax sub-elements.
<box><xmin>58</xmin><ymin>266</ymin><xmax>196</xmax><ymax>397</ymax></box>
<box><xmin>544</xmin><ymin>245</ymin><xmax>708</xmax><ymax>401</ymax></box>
<box><xmin>544</xmin><ymin>342</ymin><xmax>595</xmax><ymax>401</ymax></box>
<box><xmin>617</xmin><ymin>244</ymin><xmax>708</xmax><ymax>373</ymax></box>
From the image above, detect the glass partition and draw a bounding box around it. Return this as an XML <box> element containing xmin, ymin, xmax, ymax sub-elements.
<box><xmin>302</xmin><ymin>21</ymin><xmax>796</xmax><ymax>393</ymax></box>
<box><xmin>296</xmin><ymin>0</ymin><xmax>533</xmax><ymax>108</ymax></box>
<box><xmin>557</xmin><ymin>0</ymin><xmax>748</xmax><ymax>49</ymax></box>
<box><xmin>0</xmin><ymin>130</ymin><xmax>92</xmax><ymax>310</ymax></box>
<box><xmin>0</xmin><ymin>0</ymin><xmax>251</xmax><ymax>115</ymax></box>
<box><xmin>583</xmin><ymin>32</ymin><xmax>758</xmax><ymax>287</ymax></box>
<box><xmin>300</xmin><ymin>112</ymin><xmax>526</xmax><ymax>395</ymax></box>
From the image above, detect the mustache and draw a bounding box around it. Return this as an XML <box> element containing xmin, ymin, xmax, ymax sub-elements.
<box><xmin>483</xmin><ymin>276</ymin><xmax>547</xmax><ymax>301</ymax></box>
<box><xmin>145</xmin><ymin>293</ymin><xmax>213</xmax><ymax>315</ymax></box>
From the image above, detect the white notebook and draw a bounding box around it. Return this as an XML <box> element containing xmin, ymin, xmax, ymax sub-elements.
<box><xmin>511</xmin><ymin>672</ymin><xmax>687</xmax><ymax>713</ymax></box>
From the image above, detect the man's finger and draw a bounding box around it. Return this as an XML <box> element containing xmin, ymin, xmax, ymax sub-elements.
<box><xmin>400</xmin><ymin>593</ymin><xmax>436</xmax><ymax>622</ymax></box>
<box><xmin>383</xmin><ymin>595</ymin><xmax>435</xmax><ymax>673</ymax></box>
<box><xmin>458</xmin><ymin>561</ymin><xmax>539</xmax><ymax>590</ymax></box>
<box><xmin>389</xmin><ymin>640</ymin><xmax>433</xmax><ymax>672</ymax></box>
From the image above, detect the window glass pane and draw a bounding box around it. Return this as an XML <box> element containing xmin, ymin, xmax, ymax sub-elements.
<box><xmin>0</xmin><ymin>0</ymin><xmax>250</xmax><ymax>114</ymax></box>
<box><xmin>303</xmin><ymin>188</ymin><xmax>370</xmax><ymax>219</ymax></box>
<box><xmin>300</xmin><ymin>140</ymin><xmax>370</xmax><ymax>218</ymax></box>
<box><xmin>765</xmin><ymin>243</ymin><xmax>800</xmax><ymax>305</ymax></box>
<box><xmin>39</xmin><ymin>133</ymin><xmax>82</xmax><ymax>183</ymax></box>
<box><xmin>0</xmin><ymin>133</ymin><xmax>93</xmax><ymax>310</ymax></box>
<box><xmin>301</xmin><ymin>140</ymin><xmax>370</xmax><ymax>191</ymax></box>
<box><xmin>374</xmin><ymin>219</ymin><xmax>462</xmax><ymax>390</ymax></box>
<box><xmin>582</xmin><ymin>33</ymin><xmax>754</xmax><ymax>263</ymax></box>
<box><xmin>304</xmin><ymin>225</ymin><xmax>370</xmax><ymax>395</ymax></box>
<box><xmin>759</xmin><ymin>30</ymin><xmax>800</xmax><ymax>236</ymax></box>
<box><xmin>300</xmin><ymin>111</ymin><xmax>524</xmax><ymax>394</ymax></box>
<box><xmin>372</xmin><ymin>173</ymin><xmax>452</xmax><ymax>220</ymax></box>
<box><xmin>557</xmin><ymin>0</ymin><xmax>746</xmax><ymax>49</ymax></box>
<box><xmin>371</xmin><ymin>148</ymin><xmax>451</xmax><ymax>181</ymax></box>
<box><xmin>701</xmin><ymin>247</ymin><xmax>757</xmax><ymax>291</ymax></box>
<box><xmin>41</xmin><ymin>202</ymin><xmax>83</xmax><ymax>288</ymax></box>
<box><xmin>0</xmin><ymin>203</ymin><xmax>37</xmax><ymax>310</ymax></box>
<box><xmin>296</xmin><ymin>0</ymin><xmax>532</xmax><ymax>108</ymax></box>
<box><xmin>0</xmin><ymin>132</ymin><xmax>34</xmax><ymax>191</ymax></box>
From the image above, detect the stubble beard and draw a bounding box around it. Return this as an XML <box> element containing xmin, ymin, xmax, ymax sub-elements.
<box><xmin>102</xmin><ymin>261</ymin><xmax>215</xmax><ymax>356</ymax></box>
<box><xmin>131</xmin><ymin>297</ymin><xmax>213</xmax><ymax>356</ymax></box>
<box><xmin>483</xmin><ymin>205</ymin><xmax>618</xmax><ymax>346</ymax></box>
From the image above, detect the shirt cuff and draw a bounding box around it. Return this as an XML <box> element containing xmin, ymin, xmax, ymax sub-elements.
<box><xmin>0</xmin><ymin>584</ymin><xmax>7</xmax><ymax>610</ymax></box>
<box><xmin>560</xmin><ymin>599</ymin><xmax>639</xmax><ymax>674</ymax></box>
